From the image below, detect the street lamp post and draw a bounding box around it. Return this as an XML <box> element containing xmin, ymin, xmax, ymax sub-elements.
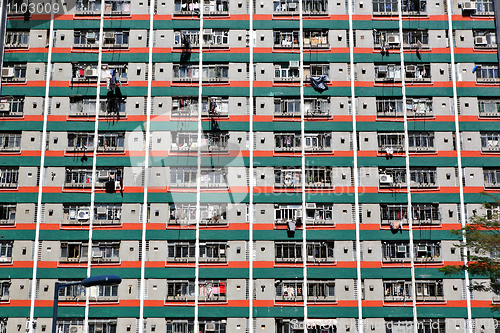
<box><xmin>52</xmin><ymin>275</ymin><xmax>121</xmax><ymax>333</ymax></box>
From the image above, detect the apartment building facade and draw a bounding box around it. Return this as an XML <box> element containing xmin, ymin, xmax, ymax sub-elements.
<box><xmin>0</xmin><ymin>0</ymin><xmax>500</xmax><ymax>332</ymax></box>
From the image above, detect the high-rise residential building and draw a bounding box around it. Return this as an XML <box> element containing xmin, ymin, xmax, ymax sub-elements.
<box><xmin>0</xmin><ymin>0</ymin><xmax>499</xmax><ymax>332</ymax></box>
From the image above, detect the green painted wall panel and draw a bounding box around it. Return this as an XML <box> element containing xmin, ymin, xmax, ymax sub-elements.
<box><xmin>37</xmin><ymin>268</ymin><xmax>87</xmax><ymax>279</ymax></box>
<box><xmin>199</xmin><ymin>267</ymin><xmax>249</xmax><ymax>279</ymax></box>
<box><xmin>0</xmin><ymin>268</ymin><xmax>33</xmax><ymax>279</ymax></box>
<box><xmin>403</xmin><ymin>53</ymin><xmax>451</xmax><ymax>63</ymax></box>
<box><xmin>406</xmin><ymin>87</ymin><xmax>453</xmax><ymax>97</ymax></box>
<box><xmin>253</xmin><ymin>307</ymin><xmax>304</xmax><ymax>318</ymax></box>
<box><xmin>355</xmin><ymin>87</ymin><xmax>403</xmax><ymax>97</ymax></box>
<box><xmin>91</xmin><ymin>267</ymin><xmax>141</xmax><ymax>278</ymax></box>
<box><xmin>308</xmin><ymin>267</ymin><xmax>357</xmax><ymax>279</ymax></box>
<box><xmin>308</xmin><ymin>307</ymin><xmax>359</xmax><ymax>318</ymax></box>
<box><xmin>145</xmin><ymin>267</ymin><xmax>195</xmax><ymax>279</ymax></box>
<box><xmin>51</xmin><ymin>53</ymin><xmax>99</xmax><ymax>63</ymax></box>
<box><xmin>39</xmin><ymin>230</ymin><xmax>89</xmax><ymax>241</ymax></box>
<box><xmin>4</xmin><ymin>53</ymin><xmax>48</xmax><ymax>62</ymax></box>
<box><xmin>7</xmin><ymin>20</ymin><xmax>49</xmax><ymax>29</ymax></box>
<box><xmin>199</xmin><ymin>230</ymin><xmax>249</xmax><ymax>240</ymax></box>
<box><xmin>253</xmin><ymin>267</ymin><xmax>303</xmax><ymax>279</ymax></box>
<box><xmin>416</xmin><ymin>307</ymin><xmax>468</xmax><ymax>318</ymax></box>
<box><xmin>254</xmin><ymin>230</ymin><xmax>303</xmax><ymax>241</ymax></box>
<box><xmin>363</xmin><ymin>307</ymin><xmax>413</xmax><ymax>318</ymax></box>
<box><xmin>199</xmin><ymin>307</ymin><xmax>249</xmax><ymax>318</ymax></box>
<box><xmin>144</xmin><ymin>306</ymin><xmax>195</xmax><ymax>318</ymax></box>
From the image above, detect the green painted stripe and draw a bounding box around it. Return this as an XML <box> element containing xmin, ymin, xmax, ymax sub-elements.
<box><xmin>199</xmin><ymin>267</ymin><xmax>249</xmax><ymax>279</ymax></box>
<box><xmin>145</xmin><ymin>267</ymin><xmax>195</xmax><ymax>279</ymax></box>
<box><xmin>253</xmin><ymin>307</ymin><xmax>304</xmax><ymax>318</ymax></box>
<box><xmin>254</xmin><ymin>267</ymin><xmax>303</xmax><ymax>279</ymax></box>
<box><xmin>457</xmin><ymin>87</ymin><xmax>500</xmax><ymax>97</ymax></box>
<box><xmin>453</xmin><ymin>20</ymin><xmax>496</xmax><ymax>30</ymax></box>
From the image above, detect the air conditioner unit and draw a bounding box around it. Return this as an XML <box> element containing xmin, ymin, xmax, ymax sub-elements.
<box><xmin>201</xmin><ymin>211</ymin><xmax>210</xmax><ymax>219</ymax></box>
<box><xmin>289</xmin><ymin>60</ymin><xmax>299</xmax><ymax>68</ymax></box>
<box><xmin>85</xmin><ymin>68</ymin><xmax>98</xmax><ymax>77</ymax></box>
<box><xmin>92</xmin><ymin>250</ymin><xmax>102</xmax><ymax>258</ymax></box>
<box><xmin>475</xmin><ymin>36</ymin><xmax>488</xmax><ymax>45</ymax></box>
<box><xmin>406</xmin><ymin>65</ymin><xmax>417</xmax><ymax>72</ymax></box>
<box><xmin>98</xmin><ymin>170</ymin><xmax>110</xmax><ymax>180</ymax></box>
<box><xmin>462</xmin><ymin>1</ymin><xmax>476</xmax><ymax>10</ymax></box>
<box><xmin>417</xmin><ymin>245</ymin><xmax>427</xmax><ymax>252</ymax></box>
<box><xmin>306</xmin><ymin>203</ymin><xmax>316</xmax><ymax>209</ymax></box>
<box><xmin>203</xmin><ymin>29</ymin><xmax>212</xmax><ymax>34</ymax></box>
<box><xmin>2</xmin><ymin>68</ymin><xmax>14</xmax><ymax>77</ymax></box>
<box><xmin>377</xmin><ymin>66</ymin><xmax>388</xmax><ymax>74</ymax></box>
<box><xmin>397</xmin><ymin>246</ymin><xmax>407</xmax><ymax>253</ymax></box>
<box><xmin>104</xmin><ymin>32</ymin><xmax>115</xmax><ymax>39</ymax></box>
<box><xmin>379</xmin><ymin>174</ymin><xmax>393</xmax><ymax>184</ymax></box>
<box><xmin>87</xmin><ymin>32</ymin><xmax>96</xmax><ymax>40</ymax></box>
<box><xmin>387</xmin><ymin>35</ymin><xmax>400</xmax><ymax>44</ymax></box>
<box><xmin>0</xmin><ymin>103</ymin><xmax>10</xmax><ymax>111</ymax></box>
<box><xmin>288</xmin><ymin>2</ymin><xmax>297</xmax><ymax>8</ymax></box>
<box><xmin>96</xmin><ymin>207</ymin><xmax>107</xmax><ymax>215</ymax></box>
<box><xmin>77</xmin><ymin>208</ymin><xmax>90</xmax><ymax>220</ymax></box>
<box><xmin>68</xmin><ymin>325</ymin><xmax>83</xmax><ymax>333</ymax></box>
<box><xmin>205</xmin><ymin>323</ymin><xmax>216</xmax><ymax>332</ymax></box>
<box><xmin>296</xmin><ymin>209</ymin><xmax>302</xmax><ymax>218</ymax></box>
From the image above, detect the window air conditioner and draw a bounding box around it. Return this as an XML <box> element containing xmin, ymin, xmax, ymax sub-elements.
<box><xmin>406</xmin><ymin>65</ymin><xmax>417</xmax><ymax>72</ymax></box>
<box><xmin>201</xmin><ymin>211</ymin><xmax>210</xmax><ymax>219</ymax></box>
<box><xmin>85</xmin><ymin>68</ymin><xmax>98</xmax><ymax>77</ymax></box>
<box><xmin>306</xmin><ymin>203</ymin><xmax>316</xmax><ymax>209</ymax></box>
<box><xmin>205</xmin><ymin>323</ymin><xmax>216</xmax><ymax>332</ymax></box>
<box><xmin>92</xmin><ymin>250</ymin><xmax>103</xmax><ymax>258</ymax></box>
<box><xmin>387</xmin><ymin>35</ymin><xmax>400</xmax><ymax>44</ymax></box>
<box><xmin>377</xmin><ymin>66</ymin><xmax>388</xmax><ymax>74</ymax></box>
<box><xmin>397</xmin><ymin>246</ymin><xmax>407</xmax><ymax>253</ymax></box>
<box><xmin>96</xmin><ymin>207</ymin><xmax>107</xmax><ymax>215</ymax></box>
<box><xmin>417</xmin><ymin>245</ymin><xmax>427</xmax><ymax>252</ymax></box>
<box><xmin>2</xmin><ymin>68</ymin><xmax>14</xmax><ymax>77</ymax></box>
<box><xmin>288</xmin><ymin>2</ymin><xmax>297</xmax><ymax>8</ymax></box>
<box><xmin>98</xmin><ymin>170</ymin><xmax>110</xmax><ymax>180</ymax></box>
<box><xmin>379</xmin><ymin>174</ymin><xmax>393</xmax><ymax>184</ymax></box>
<box><xmin>289</xmin><ymin>61</ymin><xmax>299</xmax><ymax>68</ymax></box>
<box><xmin>77</xmin><ymin>208</ymin><xmax>90</xmax><ymax>220</ymax></box>
<box><xmin>474</xmin><ymin>36</ymin><xmax>488</xmax><ymax>45</ymax></box>
<box><xmin>87</xmin><ymin>32</ymin><xmax>96</xmax><ymax>40</ymax></box>
<box><xmin>104</xmin><ymin>32</ymin><xmax>115</xmax><ymax>39</ymax></box>
<box><xmin>0</xmin><ymin>103</ymin><xmax>11</xmax><ymax>111</ymax></box>
<box><xmin>462</xmin><ymin>1</ymin><xmax>476</xmax><ymax>10</ymax></box>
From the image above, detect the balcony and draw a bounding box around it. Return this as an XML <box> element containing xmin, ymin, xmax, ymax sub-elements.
<box><xmin>0</xmin><ymin>168</ymin><xmax>18</xmax><ymax>189</ymax></box>
<box><xmin>475</xmin><ymin>65</ymin><xmax>500</xmax><ymax>84</ymax></box>
<box><xmin>0</xmin><ymin>205</ymin><xmax>16</xmax><ymax>225</ymax></box>
<box><xmin>173</xmin><ymin>0</ymin><xmax>201</xmax><ymax>16</ymax></box>
<box><xmin>305</xmin><ymin>203</ymin><xmax>334</xmax><ymax>226</ymax></box>
<box><xmin>274</xmin><ymin>168</ymin><xmax>333</xmax><ymax>189</ymax></box>
<box><xmin>166</xmin><ymin>242</ymin><xmax>196</xmax><ymax>262</ymax></box>
<box><xmin>275</xmin><ymin>281</ymin><xmax>304</xmax><ymax>301</ymax></box>
<box><xmin>75</xmin><ymin>0</ymin><xmax>131</xmax><ymax>16</ymax></box>
<box><xmin>275</xmin><ymin>242</ymin><xmax>303</xmax><ymax>263</ymax></box>
<box><xmin>172</xmin><ymin>65</ymin><xmax>229</xmax><ymax>84</ymax></box>
<box><xmin>405</xmin><ymin>64</ymin><xmax>431</xmax><ymax>83</ymax></box>
<box><xmin>0</xmin><ymin>98</ymin><xmax>24</xmax><ymax>118</ymax></box>
<box><xmin>382</xmin><ymin>241</ymin><xmax>441</xmax><ymax>263</ymax></box>
<box><xmin>473</xmin><ymin>31</ymin><xmax>497</xmax><ymax>50</ymax></box>
<box><xmin>483</xmin><ymin>169</ymin><xmax>500</xmax><ymax>188</ymax></box>
<box><xmin>274</xmin><ymin>133</ymin><xmax>332</xmax><ymax>153</ymax></box>
<box><xmin>304</xmin><ymin>30</ymin><xmax>329</xmax><ymax>49</ymax></box>
<box><xmin>0</xmin><ymin>243</ymin><xmax>13</xmax><ymax>263</ymax></box>
<box><xmin>4</xmin><ymin>31</ymin><xmax>29</xmax><ymax>49</ymax></box>
<box><xmin>481</xmin><ymin>133</ymin><xmax>500</xmax><ymax>152</ymax></box>
<box><xmin>91</xmin><ymin>242</ymin><xmax>120</xmax><ymax>263</ymax></box>
<box><xmin>64</xmin><ymin>168</ymin><xmax>123</xmax><ymax>190</ymax></box>
<box><xmin>378</xmin><ymin>133</ymin><xmax>405</xmax><ymax>154</ymax></box>
<box><xmin>374</xmin><ymin>65</ymin><xmax>402</xmax><ymax>83</ymax></box>
<box><xmin>410</xmin><ymin>169</ymin><xmax>438</xmax><ymax>189</ymax></box>
<box><xmin>73</xmin><ymin>31</ymin><xmax>99</xmax><ymax>49</ymax></box>
<box><xmin>199</xmin><ymin>242</ymin><xmax>227</xmax><ymax>263</ymax></box>
<box><xmin>102</xmin><ymin>31</ymin><xmax>129</xmax><ymax>49</ymax></box>
<box><xmin>307</xmin><ymin>281</ymin><xmax>336</xmax><ymax>302</ymax></box>
<box><xmin>169</xmin><ymin>203</ymin><xmax>227</xmax><ymax>226</ymax></box>
<box><xmin>478</xmin><ymin>100</ymin><xmax>500</xmax><ymax>117</ymax></box>
<box><xmin>306</xmin><ymin>241</ymin><xmax>334</xmax><ymax>263</ymax></box>
<box><xmin>408</xmin><ymin>132</ymin><xmax>435</xmax><ymax>153</ymax></box>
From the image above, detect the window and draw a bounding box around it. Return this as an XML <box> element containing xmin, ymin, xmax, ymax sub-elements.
<box><xmin>202</xmin><ymin>97</ymin><xmax>229</xmax><ymax>117</ymax></box>
<box><xmin>0</xmin><ymin>205</ymin><xmax>16</xmax><ymax>224</ymax></box>
<box><xmin>102</xmin><ymin>31</ymin><xmax>129</xmax><ymax>47</ymax></box>
<box><xmin>203</xmin><ymin>29</ymin><xmax>229</xmax><ymax>47</ymax></box>
<box><xmin>405</xmin><ymin>63</ymin><xmax>431</xmax><ymax>81</ymax></box>
<box><xmin>307</xmin><ymin>280</ymin><xmax>335</xmax><ymax>301</ymax></box>
<box><xmin>473</xmin><ymin>30</ymin><xmax>497</xmax><ymax>48</ymax></box>
<box><xmin>275</xmin><ymin>204</ymin><xmax>301</xmax><ymax>224</ymax></box>
<box><xmin>303</xmin><ymin>30</ymin><xmax>329</xmax><ymax>48</ymax></box>
<box><xmin>92</xmin><ymin>285</ymin><xmax>118</xmax><ymax>298</ymax></box>
<box><xmin>98</xmin><ymin>132</ymin><xmax>125</xmax><ymax>151</ymax></box>
<box><xmin>73</xmin><ymin>30</ymin><xmax>99</xmax><ymax>46</ymax></box>
<box><xmin>478</xmin><ymin>99</ymin><xmax>500</xmax><ymax>116</ymax></box>
<box><xmin>403</xmin><ymin>30</ymin><xmax>429</xmax><ymax>47</ymax></box>
<box><xmin>167</xmin><ymin>281</ymin><xmax>196</xmax><ymax>299</ymax></box>
<box><xmin>94</xmin><ymin>204</ymin><xmax>121</xmax><ymax>223</ymax></box>
<box><xmin>475</xmin><ymin>0</ymin><xmax>494</xmax><ymax>13</ymax></box>
<box><xmin>0</xmin><ymin>168</ymin><xmax>18</xmax><ymax>187</ymax></box>
<box><xmin>72</xmin><ymin>64</ymin><xmax>99</xmax><ymax>81</ymax></box>
<box><xmin>416</xmin><ymin>319</ymin><xmax>445</xmax><ymax>333</ymax></box>
<box><xmin>384</xmin><ymin>280</ymin><xmax>412</xmax><ymax>301</ymax></box>
<box><xmin>305</xmin><ymin>133</ymin><xmax>332</xmax><ymax>150</ymax></box>
<box><xmin>169</xmin><ymin>203</ymin><xmax>227</xmax><ymax>224</ymax></box>
<box><xmin>410</xmin><ymin>168</ymin><xmax>437</xmax><ymax>187</ymax></box>
<box><xmin>483</xmin><ymin>168</ymin><xmax>500</xmax><ymax>187</ymax></box>
<box><xmin>0</xmin><ymin>133</ymin><xmax>21</xmax><ymax>151</ymax></box>
<box><xmin>202</xmin><ymin>132</ymin><xmax>229</xmax><ymax>151</ymax></box>
<box><xmin>305</xmin><ymin>203</ymin><xmax>333</xmax><ymax>225</ymax></box>
<box><xmin>415</xmin><ymin>280</ymin><xmax>444</xmax><ymax>301</ymax></box>
<box><xmin>412</xmin><ymin>204</ymin><xmax>441</xmax><ymax>224</ymax></box>
<box><xmin>102</xmin><ymin>64</ymin><xmax>128</xmax><ymax>82</ymax></box>
<box><xmin>408</xmin><ymin>132</ymin><xmax>435</xmax><ymax>151</ymax></box>
<box><xmin>174</xmin><ymin>0</ymin><xmax>200</xmax><ymax>14</ymax></box>
<box><xmin>203</xmin><ymin>0</ymin><xmax>228</xmax><ymax>14</ymax></box>
<box><xmin>380</xmin><ymin>205</ymin><xmax>408</xmax><ymax>223</ymax></box>
<box><xmin>63</xmin><ymin>205</ymin><xmax>91</xmax><ymax>224</ymax></box>
<box><xmin>200</xmin><ymin>168</ymin><xmax>228</xmax><ymax>187</ymax></box>
<box><xmin>67</xmin><ymin>132</ymin><xmax>94</xmax><ymax>150</ymax></box>
<box><xmin>378</xmin><ymin>133</ymin><xmax>405</xmax><ymax>152</ymax></box>
<box><xmin>174</xmin><ymin>30</ymin><xmax>200</xmax><ymax>47</ymax></box>
<box><xmin>274</xmin><ymin>64</ymin><xmax>300</xmax><ymax>80</ymax></box>
<box><xmin>476</xmin><ymin>64</ymin><xmax>499</xmax><ymax>82</ymax></box>
<box><xmin>58</xmin><ymin>282</ymin><xmax>86</xmax><ymax>299</ymax></box>
<box><xmin>167</xmin><ymin>242</ymin><xmax>196</xmax><ymax>261</ymax></box>
<box><xmin>64</xmin><ymin>168</ymin><xmax>123</xmax><ymax>187</ymax></box>
<box><xmin>481</xmin><ymin>132</ymin><xmax>500</xmax><ymax>151</ymax></box>
<box><xmin>304</xmin><ymin>64</ymin><xmax>330</xmax><ymax>80</ymax></box>
<box><xmin>199</xmin><ymin>320</ymin><xmax>226</xmax><ymax>333</ymax></box>
<box><xmin>273</xmin><ymin>0</ymin><xmax>299</xmax><ymax>12</ymax></box>
<box><xmin>275</xmin><ymin>133</ymin><xmax>301</xmax><ymax>150</ymax></box>
<box><xmin>69</xmin><ymin>97</ymin><xmax>97</xmax><ymax>115</ymax></box>
<box><xmin>166</xmin><ymin>320</ymin><xmax>195</xmax><ymax>333</ymax></box>
<box><xmin>172</xmin><ymin>97</ymin><xmax>199</xmax><ymax>116</ymax></box>
<box><xmin>88</xmin><ymin>320</ymin><xmax>117</xmax><ymax>333</ymax></box>
<box><xmin>92</xmin><ymin>242</ymin><xmax>120</xmax><ymax>261</ymax></box>
<box><xmin>173</xmin><ymin>65</ymin><xmax>229</xmax><ymax>81</ymax></box>
<box><xmin>275</xmin><ymin>98</ymin><xmax>300</xmax><ymax>116</ymax></box>
<box><xmin>382</xmin><ymin>241</ymin><xmax>441</xmax><ymax>261</ymax></box>
<box><xmin>402</xmin><ymin>0</ymin><xmax>426</xmax><ymax>13</ymax></box>
<box><xmin>379</xmin><ymin>168</ymin><xmax>406</xmax><ymax>187</ymax></box>
<box><xmin>4</xmin><ymin>31</ymin><xmax>29</xmax><ymax>48</ymax></box>
<box><xmin>372</xmin><ymin>0</ymin><xmax>398</xmax><ymax>13</ymax></box>
<box><xmin>305</xmin><ymin>167</ymin><xmax>332</xmax><ymax>186</ymax></box>
<box><xmin>407</xmin><ymin>98</ymin><xmax>433</xmax><ymax>116</ymax></box>
<box><xmin>1</xmin><ymin>64</ymin><xmax>26</xmax><ymax>82</ymax></box>
<box><xmin>170</xmin><ymin>167</ymin><xmax>197</xmax><ymax>186</ymax></box>
<box><xmin>104</xmin><ymin>0</ymin><xmax>131</xmax><ymax>13</ymax></box>
<box><xmin>275</xmin><ymin>280</ymin><xmax>303</xmax><ymax>300</ymax></box>
<box><xmin>60</xmin><ymin>242</ymin><xmax>89</xmax><ymax>262</ymax></box>
<box><xmin>101</xmin><ymin>97</ymin><xmax>126</xmax><ymax>115</ymax></box>
<box><xmin>199</xmin><ymin>242</ymin><xmax>227</xmax><ymax>262</ymax></box>
<box><xmin>0</xmin><ymin>242</ymin><xmax>13</xmax><ymax>262</ymax></box>
<box><xmin>376</xmin><ymin>98</ymin><xmax>404</xmax><ymax>117</ymax></box>
<box><xmin>0</xmin><ymin>281</ymin><xmax>10</xmax><ymax>300</ymax></box>
<box><xmin>303</xmin><ymin>0</ymin><xmax>328</xmax><ymax>14</ymax></box>
<box><xmin>374</xmin><ymin>64</ymin><xmax>402</xmax><ymax>81</ymax></box>
<box><xmin>0</xmin><ymin>96</ymin><xmax>24</xmax><ymax>116</ymax></box>
<box><xmin>76</xmin><ymin>0</ymin><xmax>102</xmax><ymax>12</ymax></box>
<box><xmin>171</xmin><ymin>132</ymin><xmax>198</xmax><ymax>151</ymax></box>
<box><xmin>273</xmin><ymin>30</ymin><xmax>299</xmax><ymax>48</ymax></box>
<box><xmin>199</xmin><ymin>280</ymin><xmax>226</xmax><ymax>300</ymax></box>
<box><xmin>276</xmin><ymin>319</ymin><xmax>334</xmax><ymax>333</ymax></box>
<box><xmin>275</xmin><ymin>242</ymin><xmax>302</xmax><ymax>262</ymax></box>
<box><xmin>274</xmin><ymin>97</ymin><xmax>330</xmax><ymax>117</ymax></box>
<box><xmin>306</xmin><ymin>241</ymin><xmax>334</xmax><ymax>262</ymax></box>
<box><xmin>486</xmin><ymin>205</ymin><xmax>500</xmax><ymax>220</ymax></box>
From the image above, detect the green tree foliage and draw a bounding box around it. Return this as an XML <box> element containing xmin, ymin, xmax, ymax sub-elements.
<box><xmin>439</xmin><ymin>198</ymin><xmax>500</xmax><ymax>311</ymax></box>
